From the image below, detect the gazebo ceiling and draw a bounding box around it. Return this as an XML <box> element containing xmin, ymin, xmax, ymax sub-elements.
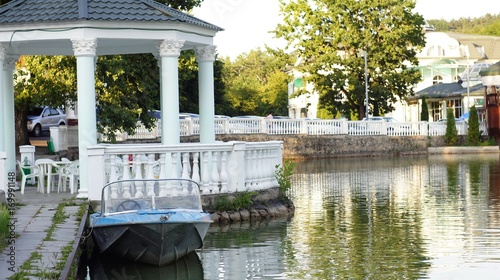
<box><xmin>0</xmin><ymin>0</ymin><xmax>223</xmax><ymax>56</ymax></box>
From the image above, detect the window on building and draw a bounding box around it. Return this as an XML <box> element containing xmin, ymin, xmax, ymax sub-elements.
<box><xmin>426</xmin><ymin>46</ymin><xmax>445</xmax><ymax>56</ymax></box>
<box><xmin>446</xmin><ymin>99</ymin><xmax>462</xmax><ymax>118</ymax></box>
<box><xmin>433</xmin><ymin>75</ymin><xmax>443</xmax><ymax>84</ymax></box>
<box><xmin>430</xmin><ymin>101</ymin><xmax>442</xmax><ymax>121</ymax></box>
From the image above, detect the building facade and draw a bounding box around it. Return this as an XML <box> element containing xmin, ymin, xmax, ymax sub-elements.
<box><xmin>288</xmin><ymin>25</ymin><xmax>500</xmax><ymax>122</ymax></box>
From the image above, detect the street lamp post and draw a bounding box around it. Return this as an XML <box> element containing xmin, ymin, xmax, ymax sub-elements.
<box><xmin>364</xmin><ymin>51</ymin><xmax>369</xmax><ymax>118</ymax></box>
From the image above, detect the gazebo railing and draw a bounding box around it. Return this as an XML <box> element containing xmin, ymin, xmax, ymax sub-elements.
<box><xmin>86</xmin><ymin>141</ymin><xmax>283</xmax><ymax>201</ymax></box>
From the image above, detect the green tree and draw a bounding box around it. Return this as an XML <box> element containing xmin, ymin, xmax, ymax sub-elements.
<box><xmin>223</xmin><ymin>48</ymin><xmax>294</xmax><ymax>117</ymax></box>
<box><xmin>444</xmin><ymin>108</ymin><xmax>458</xmax><ymax>146</ymax></box>
<box><xmin>14</xmin><ymin>56</ymin><xmax>77</xmax><ymax>148</ymax></box>
<box><xmin>428</xmin><ymin>14</ymin><xmax>500</xmax><ymax>36</ymax></box>
<box><xmin>420</xmin><ymin>96</ymin><xmax>429</xmax><ymax>121</ymax></box>
<box><xmin>274</xmin><ymin>0</ymin><xmax>426</xmax><ymax>119</ymax></box>
<box><xmin>467</xmin><ymin>105</ymin><xmax>481</xmax><ymax>146</ymax></box>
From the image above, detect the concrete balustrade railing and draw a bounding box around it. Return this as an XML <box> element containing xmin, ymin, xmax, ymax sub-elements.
<box><xmin>86</xmin><ymin>141</ymin><xmax>283</xmax><ymax>201</ymax></box>
<box><xmin>48</xmin><ymin>119</ymin><xmax>487</xmax><ymax>153</ymax></box>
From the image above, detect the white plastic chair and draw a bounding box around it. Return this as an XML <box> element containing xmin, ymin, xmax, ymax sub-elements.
<box><xmin>58</xmin><ymin>160</ymin><xmax>79</xmax><ymax>193</ymax></box>
<box><xmin>35</xmin><ymin>158</ymin><xmax>58</xmax><ymax>193</ymax></box>
<box><xmin>17</xmin><ymin>160</ymin><xmax>42</xmax><ymax>194</ymax></box>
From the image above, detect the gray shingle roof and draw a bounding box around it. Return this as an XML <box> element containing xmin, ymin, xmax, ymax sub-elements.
<box><xmin>412</xmin><ymin>82</ymin><xmax>484</xmax><ymax>99</ymax></box>
<box><xmin>0</xmin><ymin>0</ymin><xmax>223</xmax><ymax>31</ymax></box>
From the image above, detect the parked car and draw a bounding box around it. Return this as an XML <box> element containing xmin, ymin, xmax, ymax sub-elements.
<box><xmin>354</xmin><ymin>116</ymin><xmax>412</xmax><ymax>135</ymax></box>
<box><xmin>27</xmin><ymin>106</ymin><xmax>66</xmax><ymax>137</ymax></box>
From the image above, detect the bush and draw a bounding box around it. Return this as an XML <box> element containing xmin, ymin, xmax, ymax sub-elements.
<box><xmin>467</xmin><ymin>105</ymin><xmax>481</xmax><ymax>146</ymax></box>
<box><xmin>420</xmin><ymin>96</ymin><xmax>429</xmax><ymax>121</ymax></box>
<box><xmin>444</xmin><ymin>108</ymin><xmax>458</xmax><ymax>146</ymax></box>
<box><xmin>275</xmin><ymin>160</ymin><xmax>296</xmax><ymax>200</ymax></box>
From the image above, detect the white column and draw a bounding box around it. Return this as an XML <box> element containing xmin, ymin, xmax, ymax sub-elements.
<box><xmin>72</xmin><ymin>38</ymin><xmax>98</xmax><ymax>199</ymax></box>
<box><xmin>158</xmin><ymin>40</ymin><xmax>184</xmax><ymax>145</ymax></box>
<box><xmin>195</xmin><ymin>45</ymin><xmax>217</xmax><ymax>144</ymax></box>
<box><xmin>0</xmin><ymin>45</ymin><xmax>6</xmax><ymax>192</ymax></box>
<box><xmin>3</xmin><ymin>55</ymin><xmax>19</xmax><ymax>176</ymax></box>
<box><xmin>0</xmin><ymin>45</ymin><xmax>6</xmax><ymax>153</ymax></box>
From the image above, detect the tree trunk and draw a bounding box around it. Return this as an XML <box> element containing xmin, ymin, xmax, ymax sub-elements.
<box><xmin>15</xmin><ymin>109</ymin><xmax>31</xmax><ymax>151</ymax></box>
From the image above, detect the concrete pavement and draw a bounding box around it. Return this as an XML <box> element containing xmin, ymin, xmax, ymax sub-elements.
<box><xmin>1</xmin><ymin>176</ymin><xmax>85</xmax><ymax>279</ymax></box>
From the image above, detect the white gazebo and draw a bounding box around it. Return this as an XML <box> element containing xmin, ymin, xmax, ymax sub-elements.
<box><xmin>0</xmin><ymin>0</ymin><xmax>283</xmax><ymax>200</ymax></box>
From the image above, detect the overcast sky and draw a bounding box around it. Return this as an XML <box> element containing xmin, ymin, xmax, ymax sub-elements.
<box><xmin>193</xmin><ymin>0</ymin><xmax>500</xmax><ymax>59</ymax></box>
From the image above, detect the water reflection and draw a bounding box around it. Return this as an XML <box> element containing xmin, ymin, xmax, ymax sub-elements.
<box><xmin>87</xmin><ymin>154</ymin><xmax>500</xmax><ymax>279</ymax></box>
<box><xmin>286</xmin><ymin>154</ymin><xmax>500</xmax><ymax>279</ymax></box>
<box><xmin>88</xmin><ymin>251</ymin><xmax>204</xmax><ymax>279</ymax></box>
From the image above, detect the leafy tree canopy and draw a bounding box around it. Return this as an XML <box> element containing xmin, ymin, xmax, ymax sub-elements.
<box><xmin>274</xmin><ymin>0</ymin><xmax>426</xmax><ymax>119</ymax></box>
<box><xmin>428</xmin><ymin>14</ymin><xmax>500</xmax><ymax>36</ymax></box>
<box><xmin>222</xmin><ymin>48</ymin><xmax>295</xmax><ymax>117</ymax></box>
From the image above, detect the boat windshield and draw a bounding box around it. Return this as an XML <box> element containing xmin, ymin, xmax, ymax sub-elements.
<box><xmin>99</xmin><ymin>179</ymin><xmax>204</xmax><ymax>216</ymax></box>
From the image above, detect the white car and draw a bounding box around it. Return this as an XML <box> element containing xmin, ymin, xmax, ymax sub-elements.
<box><xmin>27</xmin><ymin>106</ymin><xmax>66</xmax><ymax>137</ymax></box>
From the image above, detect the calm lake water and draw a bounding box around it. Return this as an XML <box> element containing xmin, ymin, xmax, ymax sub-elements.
<box><xmin>86</xmin><ymin>154</ymin><xmax>500</xmax><ymax>279</ymax></box>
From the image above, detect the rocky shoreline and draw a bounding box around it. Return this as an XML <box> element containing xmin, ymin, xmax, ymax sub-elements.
<box><xmin>208</xmin><ymin>199</ymin><xmax>295</xmax><ymax>224</ymax></box>
<box><xmin>202</xmin><ymin>187</ymin><xmax>295</xmax><ymax>224</ymax></box>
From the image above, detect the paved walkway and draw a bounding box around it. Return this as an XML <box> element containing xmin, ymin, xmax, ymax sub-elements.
<box><xmin>0</xmin><ymin>183</ymin><xmax>83</xmax><ymax>279</ymax></box>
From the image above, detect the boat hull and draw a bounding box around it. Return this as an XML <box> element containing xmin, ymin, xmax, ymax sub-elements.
<box><xmin>91</xmin><ymin>219</ymin><xmax>211</xmax><ymax>266</ymax></box>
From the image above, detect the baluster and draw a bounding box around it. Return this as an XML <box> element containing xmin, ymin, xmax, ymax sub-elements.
<box><xmin>146</xmin><ymin>153</ymin><xmax>155</xmax><ymax>197</ymax></box>
<box><xmin>171</xmin><ymin>153</ymin><xmax>181</xmax><ymax>196</ymax></box>
<box><xmin>210</xmin><ymin>151</ymin><xmax>220</xmax><ymax>194</ymax></box>
<box><xmin>121</xmin><ymin>154</ymin><xmax>132</xmax><ymax>198</ymax></box>
<box><xmin>158</xmin><ymin>154</ymin><xmax>170</xmax><ymax>196</ymax></box>
<box><xmin>250</xmin><ymin>150</ymin><xmax>258</xmax><ymax>190</ymax></box>
<box><xmin>201</xmin><ymin>151</ymin><xmax>211</xmax><ymax>194</ymax></box>
<box><xmin>244</xmin><ymin>150</ymin><xmax>252</xmax><ymax>190</ymax></box>
<box><xmin>134</xmin><ymin>154</ymin><xmax>144</xmax><ymax>198</ymax></box>
<box><xmin>265</xmin><ymin>149</ymin><xmax>274</xmax><ymax>188</ymax></box>
<box><xmin>219</xmin><ymin>151</ymin><xmax>228</xmax><ymax>193</ymax></box>
<box><xmin>256</xmin><ymin>149</ymin><xmax>264</xmax><ymax>188</ymax></box>
<box><xmin>258</xmin><ymin>149</ymin><xmax>267</xmax><ymax>189</ymax></box>
<box><xmin>181</xmin><ymin>152</ymin><xmax>191</xmax><ymax>194</ymax></box>
<box><xmin>181</xmin><ymin>152</ymin><xmax>191</xmax><ymax>180</ymax></box>
<box><xmin>109</xmin><ymin>154</ymin><xmax>118</xmax><ymax>199</ymax></box>
<box><xmin>191</xmin><ymin>152</ymin><xmax>201</xmax><ymax>183</ymax></box>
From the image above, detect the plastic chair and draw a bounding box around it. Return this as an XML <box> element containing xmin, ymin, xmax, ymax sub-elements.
<box><xmin>35</xmin><ymin>158</ymin><xmax>58</xmax><ymax>193</ymax></box>
<box><xmin>17</xmin><ymin>160</ymin><xmax>42</xmax><ymax>194</ymax></box>
<box><xmin>59</xmin><ymin>160</ymin><xmax>79</xmax><ymax>193</ymax></box>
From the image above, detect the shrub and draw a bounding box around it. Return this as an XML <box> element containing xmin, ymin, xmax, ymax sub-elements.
<box><xmin>420</xmin><ymin>96</ymin><xmax>429</xmax><ymax>121</ymax></box>
<box><xmin>233</xmin><ymin>192</ymin><xmax>258</xmax><ymax>211</ymax></box>
<box><xmin>275</xmin><ymin>159</ymin><xmax>296</xmax><ymax>200</ymax></box>
<box><xmin>213</xmin><ymin>196</ymin><xmax>232</xmax><ymax>212</ymax></box>
<box><xmin>444</xmin><ymin>108</ymin><xmax>458</xmax><ymax>146</ymax></box>
<box><xmin>467</xmin><ymin>105</ymin><xmax>481</xmax><ymax>146</ymax></box>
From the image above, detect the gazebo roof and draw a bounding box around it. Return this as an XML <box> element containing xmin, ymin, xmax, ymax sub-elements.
<box><xmin>0</xmin><ymin>0</ymin><xmax>221</xmax><ymax>29</ymax></box>
<box><xmin>0</xmin><ymin>0</ymin><xmax>223</xmax><ymax>56</ymax></box>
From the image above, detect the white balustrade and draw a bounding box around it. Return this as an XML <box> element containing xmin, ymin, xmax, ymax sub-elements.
<box><xmin>68</xmin><ymin>117</ymin><xmax>488</xmax><ymax>142</ymax></box>
<box><xmin>87</xmin><ymin>141</ymin><xmax>282</xmax><ymax>201</ymax></box>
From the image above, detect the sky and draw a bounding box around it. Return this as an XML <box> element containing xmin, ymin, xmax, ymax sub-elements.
<box><xmin>192</xmin><ymin>0</ymin><xmax>500</xmax><ymax>59</ymax></box>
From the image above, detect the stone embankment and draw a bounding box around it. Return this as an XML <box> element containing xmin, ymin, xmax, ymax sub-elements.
<box><xmin>215</xmin><ymin>134</ymin><xmax>450</xmax><ymax>159</ymax></box>
<box><xmin>202</xmin><ymin>188</ymin><xmax>295</xmax><ymax>224</ymax></box>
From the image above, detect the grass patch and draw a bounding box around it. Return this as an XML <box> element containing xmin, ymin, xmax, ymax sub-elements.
<box><xmin>0</xmin><ymin>204</ymin><xmax>10</xmax><ymax>250</ymax></box>
<box><xmin>213</xmin><ymin>191</ymin><xmax>258</xmax><ymax>212</ymax></box>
